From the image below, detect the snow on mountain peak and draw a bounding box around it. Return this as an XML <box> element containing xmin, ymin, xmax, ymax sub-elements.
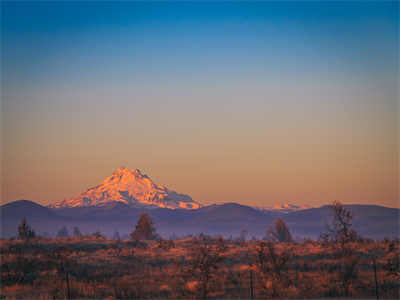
<box><xmin>50</xmin><ymin>167</ymin><xmax>201</xmax><ymax>210</ymax></box>
<box><xmin>254</xmin><ymin>203</ymin><xmax>312</xmax><ymax>213</ymax></box>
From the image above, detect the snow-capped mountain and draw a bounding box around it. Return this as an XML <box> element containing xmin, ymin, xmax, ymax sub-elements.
<box><xmin>50</xmin><ymin>167</ymin><xmax>201</xmax><ymax>209</ymax></box>
<box><xmin>255</xmin><ymin>203</ymin><xmax>312</xmax><ymax>213</ymax></box>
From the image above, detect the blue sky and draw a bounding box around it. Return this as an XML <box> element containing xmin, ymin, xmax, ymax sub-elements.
<box><xmin>3</xmin><ymin>1</ymin><xmax>397</xmax><ymax>86</ymax></box>
<box><xmin>2</xmin><ymin>1</ymin><xmax>398</xmax><ymax>207</ymax></box>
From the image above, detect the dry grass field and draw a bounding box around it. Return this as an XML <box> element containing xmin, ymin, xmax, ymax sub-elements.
<box><xmin>1</xmin><ymin>236</ymin><xmax>399</xmax><ymax>299</ymax></box>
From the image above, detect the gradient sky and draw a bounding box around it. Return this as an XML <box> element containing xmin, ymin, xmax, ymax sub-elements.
<box><xmin>1</xmin><ymin>1</ymin><xmax>398</xmax><ymax>208</ymax></box>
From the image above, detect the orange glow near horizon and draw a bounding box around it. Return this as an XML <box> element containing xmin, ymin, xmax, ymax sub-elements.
<box><xmin>2</xmin><ymin>101</ymin><xmax>398</xmax><ymax>208</ymax></box>
<box><xmin>2</xmin><ymin>2</ymin><xmax>398</xmax><ymax>208</ymax></box>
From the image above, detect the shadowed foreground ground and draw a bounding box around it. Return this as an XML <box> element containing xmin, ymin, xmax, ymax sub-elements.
<box><xmin>1</xmin><ymin>237</ymin><xmax>399</xmax><ymax>299</ymax></box>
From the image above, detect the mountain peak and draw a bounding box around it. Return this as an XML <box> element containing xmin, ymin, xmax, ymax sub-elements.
<box><xmin>113</xmin><ymin>166</ymin><xmax>141</xmax><ymax>174</ymax></box>
<box><xmin>111</xmin><ymin>166</ymin><xmax>146</xmax><ymax>179</ymax></box>
<box><xmin>115</xmin><ymin>165</ymin><xmax>128</xmax><ymax>172</ymax></box>
<box><xmin>50</xmin><ymin>167</ymin><xmax>201</xmax><ymax>210</ymax></box>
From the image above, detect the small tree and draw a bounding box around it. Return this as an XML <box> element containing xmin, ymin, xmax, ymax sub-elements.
<box><xmin>256</xmin><ymin>241</ymin><xmax>292</xmax><ymax>297</ymax></box>
<box><xmin>130</xmin><ymin>213</ymin><xmax>157</xmax><ymax>241</ymax></box>
<box><xmin>326</xmin><ymin>201</ymin><xmax>358</xmax><ymax>247</ymax></box>
<box><xmin>113</xmin><ymin>231</ymin><xmax>121</xmax><ymax>240</ymax></box>
<box><xmin>57</xmin><ymin>226</ymin><xmax>69</xmax><ymax>238</ymax></box>
<box><xmin>239</xmin><ymin>229</ymin><xmax>248</xmax><ymax>246</ymax></box>
<box><xmin>18</xmin><ymin>217</ymin><xmax>35</xmax><ymax>240</ymax></box>
<box><xmin>49</xmin><ymin>247</ymin><xmax>74</xmax><ymax>300</ymax></box>
<box><xmin>325</xmin><ymin>201</ymin><xmax>360</xmax><ymax>297</ymax></box>
<box><xmin>268</xmin><ymin>218</ymin><xmax>293</xmax><ymax>243</ymax></box>
<box><xmin>72</xmin><ymin>226</ymin><xmax>82</xmax><ymax>238</ymax></box>
<box><xmin>188</xmin><ymin>236</ymin><xmax>226</xmax><ymax>299</ymax></box>
<box><xmin>92</xmin><ymin>231</ymin><xmax>104</xmax><ymax>240</ymax></box>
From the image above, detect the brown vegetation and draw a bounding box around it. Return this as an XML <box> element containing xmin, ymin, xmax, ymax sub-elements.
<box><xmin>1</xmin><ymin>236</ymin><xmax>399</xmax><ymax>299</ymax></box>
<box><xmin>1</xmin><ymin>204</ymin><xmax>398</xmax><ymax>299</ymax></box>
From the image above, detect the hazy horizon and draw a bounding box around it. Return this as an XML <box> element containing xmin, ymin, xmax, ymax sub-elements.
<box><xmin>2</xmin><ymin>1</ymin><xmax>398</xmax><ymax>208</ymax></box>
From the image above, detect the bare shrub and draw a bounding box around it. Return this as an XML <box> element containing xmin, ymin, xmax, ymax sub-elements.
<box><xmin>56</xmin><ymin>226</ymin><xmax>69</xmax><ymax>238</ymax></box>
<box><xmin>72</xmin><ymin>226</ymin><xmax>82</xmax><ymax>238</ymax></box>
<box><xmin>18</xmin><ymin>217</ymin><xmax>35</xmax><ymax>240</ymax></box>
<box><xmin>256</xmin><ymin>241</ymin><xmax>292</xmax><ymax>297</ymax></box>
<box><xmin>326</xmin><ymin>201</ymin><xmax>358</xmax><ymax>247</ymax></box>
<box><xmin>188</xmin><ymin>236</ymin><xmax>226</xmax><ymax>299</ymax></box>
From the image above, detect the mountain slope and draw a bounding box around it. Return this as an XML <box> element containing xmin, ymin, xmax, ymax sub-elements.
<box><xmin>2</xmin><ymin>199</ymin><xmax>398</xmax><ymax>239</ymax></box>
<box><xmin>282</xmin><ymin>204</ymin><xmax>399</xmax><ymax>238</ymax></box>
<box><xmin>50</xmin><ymin>167</ymin><xmax>200</xmax><ymax>209</ymax></box>
<box><xmin>1</xmin><ymin>200</ymin><xmax>60</xmax><ymax>238</ymax></box>
<box><xmin>1</xmin><ymin>200</ymin><xmax>57</xmax><ymax>219</ymax></box>
<box><xmin>255</xmin><ymin>203</ymin><xmax>312</xmax><ymax>213</ymax></box>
